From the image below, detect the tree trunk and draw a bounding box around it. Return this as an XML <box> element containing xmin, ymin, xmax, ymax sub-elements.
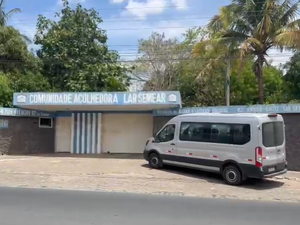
<box><xmin>257</xmin><ymin>56</ymin><xmax>264</xmax><ymax>104</ymax></box>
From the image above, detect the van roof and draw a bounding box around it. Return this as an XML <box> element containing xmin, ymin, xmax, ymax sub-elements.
<box><xmin>175</xmin><ymin>113</ymin><xmax>279</xmax><ymax>119</ymax></box>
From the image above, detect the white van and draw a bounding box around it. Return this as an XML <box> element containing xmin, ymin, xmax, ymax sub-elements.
<box><xmin>143</xmin><ymin>113</ymin><xmax>287</xmax><ymax>185</ymax></box>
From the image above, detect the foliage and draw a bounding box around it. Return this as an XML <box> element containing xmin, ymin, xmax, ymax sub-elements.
<box><xmin>0</xmin><ymin>16</ymin><xmax>50</xmax><ymax>106</ymax></box>
<box><xmin>284</xmin><ymin>51</ymin><xmax>300</xmax><ymax>100</ymax></box>
<box><xmin>0</xmin><ymin>0</ymin><xmax>31</xmax><ymax>43</ymax></box>
<box><xmin>0</xmin><ymin>72</ymin><xmax>12</xmax><ymax>107</ymax></box>
<box><xmin>198</xmin><ymin>0</ymin><xmax>300</xmax><ymax>104</ymax></box>
<box><xmin>133</xmin><ymin>32</ymin><xmax>183</xmax><ymax>91</ymax></box>
<box><xmin>230</xmin><ymin>60</ymin><xmax>290</xmax><ymax>105</ymax></box>
<box><xmin>34</xmin><ymin>0</ymin><xmax>131</xmax><ymax>92</ymax></box>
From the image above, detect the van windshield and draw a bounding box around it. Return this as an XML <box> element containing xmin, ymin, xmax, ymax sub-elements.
<box><xmin>262</xmin><ymin>121</ymin><xmax>284</xmax><ymax>147</ymax></box>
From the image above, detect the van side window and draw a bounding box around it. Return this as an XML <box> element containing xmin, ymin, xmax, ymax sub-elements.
<box><xmin>157</xmin><ymin>124</ymin><xmax>176</xmax><ymax>142</ymax></box>
<box><xmin>180</xmin><ymin>123</ymin><xmax>211</xmax><ymax>142</ymax></box>
<box><xmin>179</xmin><ymin>122</ymin><xmax>251</xmax><ymax>145</ymax></box>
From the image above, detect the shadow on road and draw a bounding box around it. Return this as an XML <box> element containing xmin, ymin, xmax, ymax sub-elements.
<box><xmin>141</xmin><ymin>164</ymin><xmax>284</xmax><ymax>190</ymax></box>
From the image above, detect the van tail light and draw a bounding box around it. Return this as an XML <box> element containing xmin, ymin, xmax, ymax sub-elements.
<box><xmin>255</xmin><ymin>147</ymin><xmax>263</xmax><ymax>167</ymax></box>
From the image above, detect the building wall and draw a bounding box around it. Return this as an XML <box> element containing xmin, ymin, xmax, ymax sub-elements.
<box><xmin>0</xmin><ymin>116</ymin><xmax>54</xmax><ymax>155</ymax></box>
<box><xmin>153</xmin><ymin>116</ymin><xmax>173</xmax><ymax>135</ymax></box>
<box><xmin>282</xmin><ymin>114</ymin><xmax>300</xmax><ymax>171</ymax></box>
<box><xmin>153</xmin><ymin>114</ymin><xmax>300</xmax><ymax>171</ymax></box>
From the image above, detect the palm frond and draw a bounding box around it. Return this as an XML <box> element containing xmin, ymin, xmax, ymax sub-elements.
<box><xmin>196</xmin><ymin>55</ymin><xmax>225</xmax><ymax>80</ymax></box>
<box><xmin>207</xmin><ymin>15</ymin><xmax>224</xmax><ymax>33</ymax></box>
<box><xmin>5</xmin><ymin>8</ymin><xmax>21</xmax><ymax>19</ymax></box>
<box><xmin>274</xmin><ymin>18</ymin><xmax>300</xmax><ymax>48</ymax></box>
<box><xmin>256</xmin><ymin>0</ymin><xmax>276</xmax><ymax>35</ymax></box>
<box><xmin>279</xmin><ymin>0</ymin><xmax>300</xmax><ymax>24</ymax></box>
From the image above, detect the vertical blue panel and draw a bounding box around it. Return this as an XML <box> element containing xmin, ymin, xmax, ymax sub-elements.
<box><xmin>73</xmin><ymin>113</ymin><xmax>78</xmax><ymax>154</ymax></box>
<box><xmin>79</xmin><ymin>113</ymin><xmax>82</xmax><ymax>154</ymax></box>
<box><xmin>71</xmin><ymin>112</ymin><xmax>101</xmax><ymax>154</ymax></box>
<box><xmin>84</xmin><ymin>113</ymin><xmax>88</xmax><ymax>154</ymax></box>
<box><xmin>95</xmin><ymin>113</ymin><xmax>99</xmax><ymax>154</ymax></box>
<box><xmin>90</xmin><ymin>113</ymin><xmax>93</xmax><ymax>153</ymax></box>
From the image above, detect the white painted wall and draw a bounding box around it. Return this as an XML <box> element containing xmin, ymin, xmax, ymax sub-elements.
<box><xmin>102</xmin><ymin>114</ymin><xmax>153</xmax><ymax>153</ymax></box>
<box><xmin>55</xmin><ymin>117</ymin><xmax>71</xmax><ymax>153</ymax></box>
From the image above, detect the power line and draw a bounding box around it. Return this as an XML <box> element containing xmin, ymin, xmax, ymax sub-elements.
<box><xmin>10</xmin><ymin>8</ymin><xmax>296</xmax><ymax>25</ymax></box>
<box><xmin>9</xmin><ymin>15</ymin><xmax>211</xmax><ymax>24</ymax></box>
<box><xmin>0</xmin><ymin>54</ymin><xmax>292</xmax><ymax>64</ymax></box>
<box><xmin>16</xmin><ymin>1</ymin><xmax>291</xmax><ymax>13</ymax></box>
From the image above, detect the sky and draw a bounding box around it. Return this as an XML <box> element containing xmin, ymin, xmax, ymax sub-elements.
<box><xmin>6</xmin><ymin>0</ymin><xmax>293</xmax><ymax>65</ymax></box>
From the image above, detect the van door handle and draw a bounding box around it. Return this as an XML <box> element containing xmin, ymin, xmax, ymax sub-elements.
<box><xmin>170</xmin><ymin>143</ymin><xmax>175</xmax><ymax>145</ymax></box>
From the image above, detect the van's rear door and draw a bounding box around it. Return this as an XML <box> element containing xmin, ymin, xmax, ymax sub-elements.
<box><xmin>261</xmin><ymin>117</ymin><xmax>286</xmax><ymax>170</ymax></box>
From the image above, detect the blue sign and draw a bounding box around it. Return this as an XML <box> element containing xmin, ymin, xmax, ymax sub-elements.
<box><xmin>13</xmin><ymin>91</ymin><xmax>182</xmax><ymax>106</ymax></box>
<box><xmin>0</xmin><ymin>107</ymin><xmax>53</xmax><ymax>117</ymax></box>
<box><xmin>153</xmin><ymin>104</ymin><xmax>300</xmax><ymax>116</ymax></box>
<box><xmin>0</xmin><ymin>119</ymin><xmax>8</xmax><ymax>128</ymax></box>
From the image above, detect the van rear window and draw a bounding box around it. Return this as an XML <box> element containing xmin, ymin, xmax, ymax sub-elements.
<box><xmin>262</xmin><ymin>122</ymin><xmax>284</xmax><ymax>147</ymax></box>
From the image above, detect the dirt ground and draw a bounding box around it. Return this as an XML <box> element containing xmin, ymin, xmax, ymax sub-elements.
<box><xmin>1</xmin><ymin>154</ymin><xmax>300</xmax><ymax>203</ymax></box>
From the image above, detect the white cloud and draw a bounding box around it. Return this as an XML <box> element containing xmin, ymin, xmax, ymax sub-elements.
<box><xmin>119</xmin><ymin>0</ymin><xmax>187</xmax><ymax>19</ymax></box>
<box><xmin>171</xmin><ymin>0</ymin><xmax>187</xmax><ymax>9</ymax></box>
<box><xmin>111</xmin><ymin>0</ymin><xmax>126</xmax><ymax>3</ymax></box>
<box><xmin>121</xmin><ymin>0</ymin><xmax>167</xmax><ymax>19</ymax></box>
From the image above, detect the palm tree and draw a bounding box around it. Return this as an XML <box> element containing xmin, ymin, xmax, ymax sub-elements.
<box><xmin>199</xmin><ymin>0</ymin><xmax>300</xmax><ymax>104</ymax></box>
<box><xmin>0</xmin><ymin>0</ymin><xmax>31</xmax><ymax>43</ymax></box>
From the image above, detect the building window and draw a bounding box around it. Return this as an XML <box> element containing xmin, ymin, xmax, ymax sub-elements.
<box><xmin>156</xmin><ymin>124</ymin><xmax>176</xmax><ymax>142</ymax></box>
<box><xmin>179</xmin><ymin>122</ymin><xmax>251</xmax><ymax>145</ymax></box>
<box><xmin>39</xmin><ymin>117</ymin><xmax>53</xmax><ymax>128</ymax></box>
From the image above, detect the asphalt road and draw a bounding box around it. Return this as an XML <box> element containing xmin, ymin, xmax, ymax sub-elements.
<box><xmin>0</xmin><ymin>187</ymin><xmax>300</xmax><ymax>225</ymax></box>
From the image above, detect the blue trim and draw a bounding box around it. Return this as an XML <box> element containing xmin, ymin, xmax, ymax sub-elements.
<box><xmin>55</xmin><ymin>110</ymin><xmax>153</xmax><ymax>118</ymax></box>
<box><xmin>13</xmin><ymin>91</ymin><xmax>182</xmax><ymax>106</ymax></box>
<box><xmin>0</xmin><ymin>107</ymin><xmax>54</xmax><ymax>118</ymax></box>
<box><xmin>153</xmin><ymin>104</ymin><xmax>300</xmax><ymax>116</ymax></box>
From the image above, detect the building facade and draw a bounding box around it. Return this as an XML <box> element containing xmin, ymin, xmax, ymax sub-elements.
<box><xmin>0</xmin><ymin>92</ymin><xmax>300</xmax><ymax>171</ymax></box>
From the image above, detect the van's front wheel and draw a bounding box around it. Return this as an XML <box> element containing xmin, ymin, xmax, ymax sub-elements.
<box><xmin>148</xmin><ymin>153</ymin><xmax>163</xmax><ymax>169</ymax></box>
<box><xmin>222</xmin><ymin>165</ymin><xmax>242</xmax><ymax>185</ymax></box>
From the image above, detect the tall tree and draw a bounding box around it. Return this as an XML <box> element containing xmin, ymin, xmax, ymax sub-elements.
<box><xmin>283</xmin><ymin>51</ymin><xmax>300</xmax><ymax>100</ymax></box>
<box><xmin>0</xmin><ymin>0</ymin><xmax>20</xmax><ymax>26</ymax></box>
<box><xmin>199</xmin><ymin>0</ymin><xmax>300</xmax><ymax>104</ymax></box>
<box><xmin>35</xmin><ymin>0</ymin><xmax>131</xmax><ymax>92</ymax></box>
<box><xmin>133</xmin><ymin>32</ymin><xmax>183</xmax><ymax>91</ymax></box>
<box><xmin>0</xmin><ymin>0</ymin><xmax>31</xmax><ymax>43</ymax></box>
<box><xmin>0</xmin><ymin>26</ymin><xmax>50</xmax><ymax>106</ymax></box>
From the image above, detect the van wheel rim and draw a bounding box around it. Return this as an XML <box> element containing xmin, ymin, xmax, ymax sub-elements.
<box><xmin>226</xmin><ymin>170</ymin><xmax>237</xmax><ymax>183</ymax></box>
<box><xmin>151</xmin><ymin>157</ymin><xmax>158</xmax><ymax>165</ymax></box>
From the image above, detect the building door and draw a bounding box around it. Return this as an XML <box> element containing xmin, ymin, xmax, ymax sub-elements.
<box><xmin>55</xmin><ymin>117</ymin><xmax>71</xmax><ymax>153</ymax></box>
<box><xmin>102</xmin><ymin>113</ymin><xmax>153</xmax><ymax>153</ymax></box>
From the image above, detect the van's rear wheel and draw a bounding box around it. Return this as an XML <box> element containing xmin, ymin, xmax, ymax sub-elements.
<box><xmin>222</xmin><ymin>165</ymin><xmax>242</xmax><ymax>186</ymax></box>
<box><xmin>148</xmin><ymin>153</ymin><xmax>163</xmax><ymax>169</ymax></box>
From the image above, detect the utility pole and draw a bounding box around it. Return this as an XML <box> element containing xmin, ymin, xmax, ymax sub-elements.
<box><xmin>225</xmin><ymin>57</ymin><xmax>230</xmax><ymax>106</ymax></box>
